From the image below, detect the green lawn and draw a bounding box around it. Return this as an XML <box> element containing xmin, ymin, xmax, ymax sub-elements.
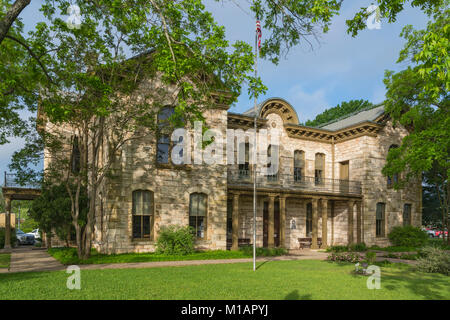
<box><xmin>0</xmin><ymin>260</ymin><xmax>448</xmax><ymax>300</ymax></box>
<box><xmin>0</xmin><ymin>253</ymin><xmax>10</xmax><ymax>269</ymax></box>
<box><xmin>48</xmin><ymin>247</ymin><xmax>287</xmax><ymax>265</ymax></box>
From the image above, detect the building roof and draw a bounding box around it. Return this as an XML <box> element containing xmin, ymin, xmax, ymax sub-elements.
<box><xmin>233</xmin><ymin>98</ymin><xmax>386</xmax><ymax>132</ymax></box>
<box><xmin>318</xmin><ymin>104</ymin><xmax>385</xmax><ymax>131</ymax></box>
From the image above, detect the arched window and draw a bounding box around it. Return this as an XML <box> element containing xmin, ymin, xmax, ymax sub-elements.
<box><xmin>267</xmin><ymin>144</ymin><xmax>279</xmax><ymax>181</ymax></box>
<box><xmin>294</xmin><ymin>150</ymin><xmax>305</xmax><ymax>182</ymax></box>
<box><xmin>189</xmin><ymin>193</ymin><xmax>207</xmax><ymax>239</ymax></box>
<box><xmin>306</xmin><ymin>203</ymin><xmax>312</xmax><ymax>237</ymax></box>
<box><xmin>132</xmin><ymin>190</ymin><xmax>154</xmax><ymax>239</ymax></box>
<box><xmin>315</xmin><ymin>153</ymin><xmax>325</xmax><ymax>185</ymax></box>
<box><xmin>157</xmin><ymin>106</ymin><xmax>175</xmax><ymax>164</ymax></box>
<box><xmin>387</xmin><ymin>145</ymin><xmax>399</xmax><ymax>187</ymax></box>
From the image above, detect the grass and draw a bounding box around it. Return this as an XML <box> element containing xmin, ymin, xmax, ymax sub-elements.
<box><xmin>48</xmin><ymin>246</ymin><xmax>287</xmax><ymax>265</ymax></box>
<box><xmin>327</xmin><ymin>239</ymin><xmax>450</xmax><ymax>254</ymax></box>
<box><xmin>0</xmin><ymin>260</ymin><xmax>448</xmax><ymax>300</ymax></box>
<box><xmin>0</xmin><ymin>253</ymin><xmax>10</xmax><ymax>269</ymax></box>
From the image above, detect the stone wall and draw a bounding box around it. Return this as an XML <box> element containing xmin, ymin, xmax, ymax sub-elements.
<box><xmin>361</xmin><ymin>120</ymin><xmax>422</xmax><ymax>246</ymax></box>
<box><xmin>83</xmin><ymin>96</ymin><xmax>422</xmax><ymax>252</ymax></box>
<box><xmin>93</xmin><ymin>107</ymin><xmax>229</xmax><ymax>254</ymax></box>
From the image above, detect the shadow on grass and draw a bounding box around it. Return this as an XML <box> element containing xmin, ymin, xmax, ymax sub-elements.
<box><xmin>382</xmin><ymin>269</ymin><xmax>449</xmax><ymax>300</ymax></box>
<box><xmin>0</xmin><ymin>269</ymin><xmax>62</xmax><ymax>287</ymax></box>
<box><xmin>284</xmin><ymin>290</ymin><xmax>312</xmax><ymax>300</ymax></box>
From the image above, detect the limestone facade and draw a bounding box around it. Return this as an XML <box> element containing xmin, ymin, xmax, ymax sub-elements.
<box><xmin>44</xmin><ymin>94</ymin><xmax>421</xmax><ymax>253</ymax></box>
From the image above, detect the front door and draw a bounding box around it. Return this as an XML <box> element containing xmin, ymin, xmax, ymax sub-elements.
<box><xmin>340</xmin><ymin>161</ymin><xmax>349</xmax><ymax>193</ymax></box>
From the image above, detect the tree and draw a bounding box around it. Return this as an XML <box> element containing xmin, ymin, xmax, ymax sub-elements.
<box><xmin>0</xmin><ymin>0</ymin><xmax>29</xmax><ymax>43</ymax></box>
<box><xmin>0</xmin><ymin>0</ymin><xmax>346</xmax><ymax>148</ymax></box>
<box><xmin>381</xmin><ymin>5</ymin><xmax>449</xmax><ymax>244</ymax></box>
<box><xmin>29</xmin><ymin>183</ymin><xmax>87</xmax><ymax>248</ymax></box>
<box><xmin>304</xmin><ymin>99</ymin><xmax>374</xmax><ymax>127</ymax></box>
<box><xmin>423</xmin><ymin>177</ymin><xmax>446</xmax><ymax>227</ymax></box>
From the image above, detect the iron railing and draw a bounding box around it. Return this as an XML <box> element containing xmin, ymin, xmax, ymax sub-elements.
<box><xmin>228</xmin><ymin>169</ymin><xmax>362</xmax><ymax>195</ymax></box>
<box><xmin>3</xmin><ymin>172</ymin><xmax>41</xmax><ymax>189</ymax></box>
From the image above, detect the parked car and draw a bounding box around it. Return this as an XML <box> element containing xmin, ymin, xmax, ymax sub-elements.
<box><xmin>16</xmin><ymin>229</ymin><xmax>35</xmax><ymax>245</ymax></box>
<box><xmin>27</xmin><ymin>229</ymin><xmax>40</xmax><ymax>240</ymax></box>
<box><xmin>435</xmin><ymin>230</ymin><xmax>448</xmax><ymax>238</ymax></box>
<box><xmin>426</xmin><ymin>229</ymin><xmax>436</xmax><ymax>238</ymax></box>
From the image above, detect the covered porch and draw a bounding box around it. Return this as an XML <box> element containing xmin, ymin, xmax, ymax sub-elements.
<box><xmin>227</xmin><ymin>190</ymin><xmax>363</xmax><ymax>251</ymax></box>
<box><xmin>2</xmin><ymin>173</ymin><xmax>41</xmax><ymax>250</ymax></box>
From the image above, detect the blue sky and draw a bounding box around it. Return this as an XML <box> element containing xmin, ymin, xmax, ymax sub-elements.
<box><xmin>0</xmin><ymin>0</ymin><xmax>429</xmax><ymax>176</ymax></box>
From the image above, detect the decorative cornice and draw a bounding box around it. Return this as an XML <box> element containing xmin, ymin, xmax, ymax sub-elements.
<box><xmin>227</xmin><ymin>113</ymin><xmax>267</xmax><ymax>129</ymax></box>
<box><xmin>210</xmin><ymin>91</ymin><xmax>233</xmax><ymax>110</ymax></box>
<box><xmin>284</xmin><ymin>121</ymin><xmax>383</xmax><ymax>144</ymax></box>
<box><xmin>259</xmin><ymin>99</ymin><xmax>299</xmax><ymax>124</ymax></box>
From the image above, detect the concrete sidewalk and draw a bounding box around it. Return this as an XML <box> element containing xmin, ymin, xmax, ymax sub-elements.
<box><xmin>2</xmin><ymin>247</ymin><xmax>65</xmax><ymax>273</ymax></box>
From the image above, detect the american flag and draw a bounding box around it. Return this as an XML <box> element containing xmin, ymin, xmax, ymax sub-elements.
<box><xmin>256</xmin><ymin>20</ymin><xmax>262</xmax><ymax>51</ymax></box>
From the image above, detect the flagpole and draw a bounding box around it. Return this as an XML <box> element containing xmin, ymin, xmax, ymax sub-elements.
<box><xmin>253</xmin><ymin>20</ymin><xmax>259</xmax><ymax>272</ymax></box>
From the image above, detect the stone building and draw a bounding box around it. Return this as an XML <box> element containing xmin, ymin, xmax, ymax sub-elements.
<box><xmin>72</xmin><ymin>95</ymin><xmax>420</xmax><ymax>254</ymax></box>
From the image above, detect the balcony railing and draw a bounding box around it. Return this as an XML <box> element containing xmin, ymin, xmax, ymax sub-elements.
<box><xmin>228</xmin><ymin>169</ymin><xmax>362</xmax><ymax>195</ymax></box>
<box><xmin>3</xmin><ymin>172</ymin><xmax>41</xmax><ymax>189</ymax></box>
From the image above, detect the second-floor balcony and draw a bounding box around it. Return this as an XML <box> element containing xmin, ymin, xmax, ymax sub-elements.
<box><xmin>3</xmin><ymin>172</ymin><xmax>41</xmax><ymax>189</ymax></box>
<box><xmin>228</xmin><ymin>169</ymin><xmax>362</xmax><ymax>195</ymax></box>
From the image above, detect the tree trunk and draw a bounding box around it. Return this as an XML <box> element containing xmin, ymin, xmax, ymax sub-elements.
<box><xmin>46</xmin><ymin>231</ymin><xmax>52</xmax><ymax>249</ymax></box>
<box><xmin>0</xmin><ymin>0</ymin><xmax>31</xmax><ymax>44</ymax></box>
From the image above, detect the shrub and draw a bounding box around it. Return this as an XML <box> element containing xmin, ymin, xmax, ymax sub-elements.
<box><xmin>156</xmin><ymin>225</ymin><xmax>195</xmax><ymax>255</ymax></box>
<box><xmin>327</xmin><ymin>243</ymin><xmax>367</xmax><ymax>253</ymax></box>
<box><xmin>327</xmin><ymin>252</ymin><xmax>361</xmax><ymax>263</ymax></box>
<box><xmin>416</xmin><ymin>246</ymin><xmax>450</xmax><ymax>275</ymax></box>
<box><xmin>239</xmin><ymin>246</ymin><xmax>287</xmax><ymax>257</ymax></box>
<box><xmin>0</xmin><ymin>228</ymin><xmax>17</xmax><ymax>248</ymax></box>
<box><xmin>350</xmin><ymin>242</ymin><xmax>367</xmax><ymax>252</ymax></box>
<box><xmin>399</xmin><ymin>253</ymin><xmax>419</xmax><ymax>260</ymax></box>
<box><xmin>327</xmin><ymin>245</ymin><xmax>349</xmax><ymax>253</ymax></box>
<box><xmin>365</xmin><ymin>251</ymin><xmax>377</xmax><ymax>264</ymax></box>
<box><xmin>388</xmin><ymin>226</ymin><xmax>428</xmax><ymax>247</ymax></box>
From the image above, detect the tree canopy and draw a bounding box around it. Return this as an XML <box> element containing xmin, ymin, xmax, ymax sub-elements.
<box><xmin>303</xmin><ymin>99</ymin><xmax>375</xmax><ymax>127</ymax></box>
<box><xmin>382</xmin><ymin>4</ymin><xmax>449</xmax><ymax>242</ymax></box>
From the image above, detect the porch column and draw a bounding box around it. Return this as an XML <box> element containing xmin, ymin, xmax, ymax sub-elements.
<box><xmin>280</xmin><ymin>195</ymin><xmax>286</xmax><ymax>248</ymax></box>
<box><xmin>311</xmin><ymin>198</ymin><xmax>319</xmax><ymax>249</ymax></box>
<box><xmin>4</xmin><ymin>196</ymin><xmax>12</xmax><ymax>250</ymax></box>
<box><xmin>231</xmin><ymin>193</ymin><xmax>240</xmax><ymax>251</ymax></box>
<box><xmin>356</xmin><ymin>201</ymin><xmax>362</xmax><ymax>244</ymax></box>
<box><xmin>348</xmin><ymin>200</ymin><xmax>354</xmax><ymax>245</ymax></box>
<box><xmin>268</xmin><ymin>194</ymin><xmax>275</xmax><ymax>248</ymax></box>
<box><xmin>321</xmin><ymin>199</ymin><xmax>328</xmax><ymax>249</ymax></box>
